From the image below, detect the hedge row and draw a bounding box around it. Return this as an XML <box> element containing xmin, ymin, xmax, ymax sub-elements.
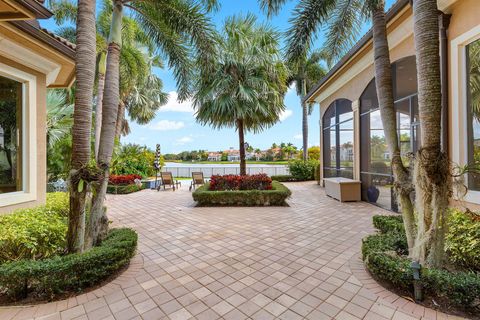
<box><xmin>192</xmin><ymin>181</ymin><xmax>291</xmax><ymax>206</ymax></box>
<box><xmin>107</xmin><ymin>183</ymin><xmax>144</xmax><ymax>194</ymax></box>
<box><xmin>270</xmin><ymin>175</ymin><xmax>299</xmax><ymax>182</ymax></box>
<box><xmin>0</xmin><ymin>228</ymin><xmax>137</xmax><ymax>301</ymax></box>
<box><xmin>362</xmin><ymin>216</ymin><xmax>480</xmax><ymax>309</ymax></box>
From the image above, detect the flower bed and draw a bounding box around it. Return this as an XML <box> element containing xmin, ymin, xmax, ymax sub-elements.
<box><xmin>193</xmin><ymin>180</ymin><xmax>291</xmax><ymax>206</ymax></box>
<box><xmin>107</xmin><ymin>174</ymin><xmax>144</xmax><ymax>194</ymax></box>
<box><xmin>0</xmin><ymin>228</ymin><xmax>137</xmax><ymax>301</ymax></box>
<box><xmin>209</xmin><ymin>174</ymin><xmax>272</xmax><ymax>191</ymax></box>
<box><xmin>362</xmin><ymin>215</ymin><xmax>480</xmax><ymax>313</ymax></box>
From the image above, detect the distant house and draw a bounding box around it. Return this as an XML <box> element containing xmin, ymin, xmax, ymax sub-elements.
<box><xmin>224</xmin><ymin>148</ymin><xmax>240</xmax><ymax>161</ymax></box>
<box><xmin>207</xmin><ymin>152</ymin><xmax>222</xmax><ymax>161</ymax></box>
<box><xmin>0</xmin><ymin>1</ymin><xmax>75</xmax><ymax>213</ymax></box>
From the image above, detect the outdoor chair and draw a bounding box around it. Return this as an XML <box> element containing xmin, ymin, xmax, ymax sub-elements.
<box><xmin>157</xmin><ymin>172</ymin><xmax>181</xmax><ymax>191</ymax></box>
<box><xmin>189</xmin><ymin>172</ymin><xmax>206</xmax><ymax>191</ymax></box>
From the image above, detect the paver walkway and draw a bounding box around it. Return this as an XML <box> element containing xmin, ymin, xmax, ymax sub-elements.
<box><xmin>0</xmin><ymin>182</ymin><xmax>467</xmax><ymax>320</ymax></box>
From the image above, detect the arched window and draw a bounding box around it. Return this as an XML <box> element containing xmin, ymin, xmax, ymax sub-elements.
<box><xmin>360</xmin><ymin>56</ymin><xmax>418</xmax><ymax>211</ymax></box>
<box><xmin>323</xmin><ymin>99</ymin><xmax>354</xmax><ymax>179</ymax></box>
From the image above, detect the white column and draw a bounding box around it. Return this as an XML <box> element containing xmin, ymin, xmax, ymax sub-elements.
<box><xmin>352</xmin><ymin>100</ymin><xmax>361</xmax><ymax>181</ymax></box>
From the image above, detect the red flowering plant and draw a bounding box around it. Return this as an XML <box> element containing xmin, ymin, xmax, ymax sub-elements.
<box><xmin>109</xmin><ymin>174</ymin><xmax>142</xmax><ymax>185</ymax></box>
<box><xmin>209</xmin><ymin>174</ymin><xmax>273</xmax><ymax>191</ymax></box>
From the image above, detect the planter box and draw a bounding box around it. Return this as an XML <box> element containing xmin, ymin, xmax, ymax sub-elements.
<box><xmin>192</xmin><ymin>181</ymin><xmax>291</xmax><ymax>206</ymax></box>
<box><xmin>324</xmin><ymin>177</ymin><xmax>361</xmax><ymax>202</ymax></box>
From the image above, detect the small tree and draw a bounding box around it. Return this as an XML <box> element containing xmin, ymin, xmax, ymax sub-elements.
<box><xmin>193</xmin><ymin>15</ymin><xmax>288</xmax><ymax>175</ymax></box>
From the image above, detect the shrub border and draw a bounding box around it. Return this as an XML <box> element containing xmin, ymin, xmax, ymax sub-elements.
<box><xmin>192</xmin><ymin>181</ymin><xmax>292</xmax><ymax>206</ymax></box>
<box><xmin>362</xmin><ymin>215</ymin><xmax>480</xmax><ymax>310</ymax></box>
<box><xmin>107</xmin><ymin>183</ymin><xmax>145</xmax><ymax>194</ymax></box>
<box><xmin>0</xmin><ymin>228</ymin><xmax>138</xmax><ymax>301</ymax></box>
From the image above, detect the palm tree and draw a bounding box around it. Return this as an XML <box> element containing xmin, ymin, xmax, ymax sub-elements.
<box><xmin>46</xmin><ymin>90</ymin><xmax>74</xmax><ymax>149</ymax></box>
<box><xmin>260</xmin><ymin>0</ymin><xmax>417</xmax><ymax>254</ymax></box>
<box><xmin>288</xmin><ymin>51</ymin><xmax>327</xmax><ymax>161</ymax></box>
<box><xmin>410</xmin><ymin>0</ymin><xmax>451</xmax><ymax>268</ymax></box>
<box><xmin>67</xmin><ymin>0</ymin><xmax>97</xmax><ymax>253</ymax></box>
<box><xmin>193</xmin><ymin>15</ymin><xmax>288</xmax><ymax>175</ymax></box>
<box><xmin>88</xmin><ymin>0</ymin><xmax>218</xmax><ymax>246</ymax></box>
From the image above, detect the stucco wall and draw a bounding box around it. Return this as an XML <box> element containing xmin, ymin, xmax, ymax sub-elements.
<box><xmin>0</xmin><ymin>55</ymin><xmax>46</xmax><ymax>214</ymax></box>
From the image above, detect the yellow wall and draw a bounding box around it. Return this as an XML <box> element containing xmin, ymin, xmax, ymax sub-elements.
<box><xmin>0</xmin><ymin>56</ymin><xmax>46</xmax><ymax>214</ymax></box>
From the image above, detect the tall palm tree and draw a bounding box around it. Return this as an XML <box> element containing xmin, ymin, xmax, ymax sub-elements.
<box><xmin>88</xmin><ymin>0</ymin><xmax>218</xmax><ymax>246</ymax></box>
<box><xmin>193</xmin><ymin>15</ymin><xmax>288</xmax><ymax>175</ymax></box>
<box><xmin>288</xmin><ymin>51</ymin><xmax>327</xmax><ymax>161</ymax></box>
<box><xmin>260</xmin><ymin>0</ymin><xmax>417</xmax><ymax>253</ymax></box>
<box><xmin>410</xmin><ymin>0</ymin><xmax>451</xmax><ymax>268</ymax></box>
<box><xmin>67</xmin><ymin>0</ymin><xmax>96</xmax><ymax>253</ymax></box>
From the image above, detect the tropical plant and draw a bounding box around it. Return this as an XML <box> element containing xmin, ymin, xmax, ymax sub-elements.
<box><xmin>193</xmin><ymin>15</ymin><xmax>288</xmax><ymax>175</ymax></box>
<box><xmin>88</xmin><ymin>0</ymin><xmax>218</xmax><ymax>247</ymax></box>
<box><xmin>287</xmin><ymin>51</ymin><xmax>327</xmax><ymax>161</ymax></box>
<box><xmin>46</xmin><ymin>90</ymin><xmax>74</xmax><ymax>149</ymax></box>
<box><xmin>110</xmin><ymin>143</ymin><xmax>160</xmax><ymax>177</ymax></box>
<box><xmin>67</xmin><ymin>0</ymin><xmax>97</xmax><ymax>253</ymax></box>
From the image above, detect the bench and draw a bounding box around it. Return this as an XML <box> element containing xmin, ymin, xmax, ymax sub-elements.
<box><xmin>324</xmin><ymin>177</ymin><xmax>361</xmax><ymax>202</ymax></box>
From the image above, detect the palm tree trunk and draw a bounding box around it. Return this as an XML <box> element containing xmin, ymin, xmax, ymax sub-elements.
<box><xmin>87</xmin><ymin>0</ymin><xmax>123</xmax><ymax>248</ymax></box>
<box><xmin>237</xmin><ymin>118</ymin><xmax>246</xmax><ymax>175</ymax></box>
<box><xmin>411</xmin><ymin>0</ymin><xmax>450</xmax><ymax>268</ymax></box>
<box><xmin>94</xmin><ymin>52</ymin><xmax>107</xmax><ymax>159</ymax></box>
<box><xmin>301</xmin><ymin>79</ymin><xmax>308</xmax><ymax>161</ymax></box>
<box><xmin>115</xmin><ymin>100</ymin><xmax>125</xmax><ymax>140</ymax></box>
<box><xmin>67</xmin><ymin>0</ymin><xmax>96</xmax><ymax>253</ymax></box>
<box><xmin>371</xmin><ymin>2</ymin><xmax>416</xmax><ymax>252</ymax></box>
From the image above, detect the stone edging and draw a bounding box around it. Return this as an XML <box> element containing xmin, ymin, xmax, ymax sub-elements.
<box><xmin>348</xmin><ymin>253</ymin><xmax>462</xmax><ymax>319</ymax></box>
<box><xmin>0</xmin><ymin>252</ymin><xmax>144</xmax><ymax>319</ymax></box>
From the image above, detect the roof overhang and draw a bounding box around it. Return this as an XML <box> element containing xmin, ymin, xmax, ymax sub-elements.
<box><xmin>0</xmin><ymin>0</ymin><xmax>52</xmax><ymax>21</ymax></box>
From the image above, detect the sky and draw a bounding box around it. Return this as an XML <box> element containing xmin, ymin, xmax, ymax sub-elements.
<box><xmin>41</xmin><ymin>0</ymin><xmax>396</xmax><ymax>154</ymax></box>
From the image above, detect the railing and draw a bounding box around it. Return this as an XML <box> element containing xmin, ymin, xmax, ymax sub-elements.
<box><xmin>161</xmin><ymin>165</ymin><xmax>289</xmax><ymax>178</ymax></box>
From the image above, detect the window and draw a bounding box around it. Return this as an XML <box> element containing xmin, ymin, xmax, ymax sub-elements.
<box><xmin>322</xmin><ymin>99</ymin><xmax>354</xmax><ymax>179</ymax></box>
<box><xmin>360</xmin><ymin>56</ymin><xmax>418</xmax><ymax>211</ymax></box>
<box><xmin>0</xmin><ymin>75</ymin><xmax>22</xmax><ymax>194</ymax></box>
<box><xmin>467</xmin><ymin>38</ymin><xmax>480</xmax><ymax>191</ymax></box>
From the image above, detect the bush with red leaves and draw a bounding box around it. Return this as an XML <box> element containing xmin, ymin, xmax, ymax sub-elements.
<box><xmin>209</xmin><ymin>174</ymin><xmax>272</xmax><ymax>191</ymax></box>
<box><xmin>109</xmin><ymin>174</ymin><xmax>142</xmax><ymax>185</ymax></box>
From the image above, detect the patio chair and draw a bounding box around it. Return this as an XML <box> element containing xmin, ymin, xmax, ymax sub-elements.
<box><xmin>189</xmin><ymin>172</ymin><xmax>206</xmax><ymax>191</ymax></box>
<box><xmin>157</xmin><ymin>172</ymin><xmax>181</xmax><ymax>191</ymax></box>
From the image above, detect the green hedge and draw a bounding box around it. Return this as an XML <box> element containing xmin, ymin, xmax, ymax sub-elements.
<box><xmin>107</xmin><ymin>183</ymin><xmax>144</xmax><ymax>194</ymax></box>
<box><xmin>363</xmin><ymin>216</ymin><xmax>480</xmax><ymax>309</ymax></box>
<box><xmin>270</xmin><ymin>175</ymin><xmax>299</xmax><ymax>182</ymax></box>
<box><xmin>372</xmin><ymin>215</ymin><xmax>404</xmax><ymax>234</ymax></box>
<box><xmin>0</xmin><ymin>193</ymin><xmax>69</xmax><ymax>263</ymax></box>
<box><xmin>192</xmin><ymin>181</ymin><xmax>291</xmax><ymax>206</ymax></box>
<box><xmin>0</xmin><ymin>228</ymin><xmax>137</xmax><ymax>301</ymax></box>
<box><xmin>288</xmin><ymin>159</ymin><xmax>318</xmax><ymax>180</ymax></box>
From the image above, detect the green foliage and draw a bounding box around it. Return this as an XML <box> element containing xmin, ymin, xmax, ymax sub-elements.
<box><xmin>107</xmin><ymin>183</ymin><xmax>145</xmax><ymax>195</ymax></box>
<box><xmin>446</xmin><ymin>209</ymin><xmax>480</xmax><ymax>271</ymax></box>
<box><xmin>0</xmin><ymin>193</ymin><xmax>69</xmax><ymax>263</ymax></box>
<box><xmin>47</xmin><ymin>133</ymin><xmax>72</xmax><ymax>181</ymax></box>
<box><xmin>372</xmin><ymin>215</ymin><xmax>404</xmax><ymax>234</ymax></box>
<box><xmin>288</xmin><ymin>159</ymin><xmax>319</xmax><ymax>180</ymax></box>
<box><xmin>363</xmin><ymin>216</ymin><xmax>480</xmax><ymax>309</ymax></box>
<box><xmin>0</xmin><ymin>228</ymin><xmax>137</xmax><ymax>301</ymax></box>
<box><xmin>111</xmin><ymin>143</ymin><xmax>160</xmax><ymax>177</ymax></box>
<box><xmin>271</xmin><ymin>175</ymin><xmax>298</xmax><ymax>182</ymax></box>
<box><xmin>192</xmin><ymin>181</ymin><xmax>291</xmax><ymax>206</ymax></box>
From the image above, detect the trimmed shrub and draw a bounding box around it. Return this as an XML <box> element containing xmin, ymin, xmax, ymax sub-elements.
<box><xmin>271</xmin><ymin>175</ymin><xmax>298</xmax><ymax>182</ymax></box>
<box><xmin>0</xmin><ymin>228</ymin><xmax>137</xmax><ymax>301</ymax></box>
<box><xmin>446</xmin><ymin>209</ymin><xmax>480</xmax><ymax>271</ymax></box>
<box><xmin>288</xmin><ymin>159</ymin><xmax>319</xmax><ymax>181</ymax></box>
<box><xmin>107</xmin><ymin>183</ymin><xmax>145</xmax><ymax>195</ymax></box>
<box><xmin>193</xmin><ymin>181</ymin><xmax>291</xmax><ymax>206</ymax></box>
<box><xmin>372</xmin><ymin>215</ymin><xmax>404</xmax><ymax>234</ymax></box>
<box><xmin>0</xmin><ymin>193</ymin><xmax>68</xmax><ymax>263</ymax></box>
<box><xmin>363</xmin><ymin>216</ymin><xmax>480</xmax><ymax>310</ymax></box>
<box><xmin>209</xmin><ymin>174</ymin><xmax>272</xmax><ymax>191</ymax></box>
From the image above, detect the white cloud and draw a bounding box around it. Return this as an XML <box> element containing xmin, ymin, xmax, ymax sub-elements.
<box><xmin>294</xmin><ymin>134</ymin><xmax>302</xmax><ymax>140</ymax></box>
<box><xmin>175</xmin><ymin>136</ymin><xmax>194</xmax><ymax>145</ymax></box>
<box><xmin>279</xmin><ymin>109</ymin><xmax>293</xmax><ymax>122</ymax></box>
<box><xmin>287</xmin><ymin>83</ymin><xmax>297</xmax><ymax>95</ymax></box>
<box><xmin>160</xmin><ymin>91</ymin><xmax>194</xmax><ymax>113</ymax></box>
<box><xmin>149</xmin><ymin>120</ymin><xmax>185</xmax><ymax>131</ymax></box>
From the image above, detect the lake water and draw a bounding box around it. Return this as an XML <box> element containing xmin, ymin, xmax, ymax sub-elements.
<box><xmin>162</xmin><ymin>162</ymin><xmax>289</xmax><ymax>177</ymax></box>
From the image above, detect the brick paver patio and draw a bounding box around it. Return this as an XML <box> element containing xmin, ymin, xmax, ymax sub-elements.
<box><xmin>0</xmin><ymin>182</ymin><xmax>467</xmax><ymax>320</ymax></box>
